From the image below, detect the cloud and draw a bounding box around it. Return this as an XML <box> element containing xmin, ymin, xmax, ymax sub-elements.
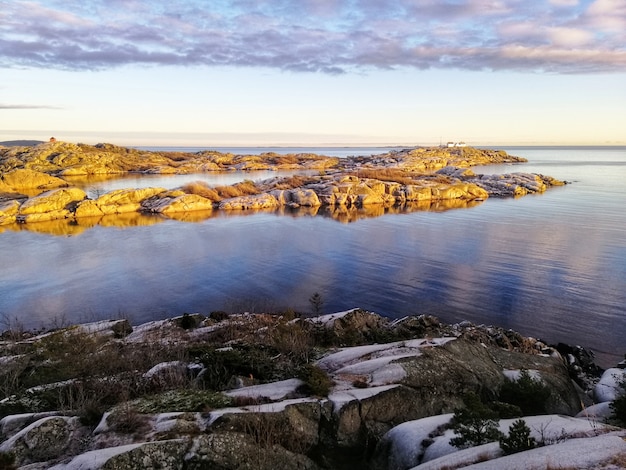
<box><xmin>0</xmin><ymin>104</ymin><xmax>61</xmax><ymax>109</ymax></box>
<box><xmin>0</xmin><ymin>0</ymin><xmax>624</xmax><ymax>74</ymax></box>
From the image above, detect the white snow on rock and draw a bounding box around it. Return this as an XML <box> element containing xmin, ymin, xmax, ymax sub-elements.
<box><xmin>328</xmin><ymin>384</ymin><xmax>400</xmax><ymax>413</ymax></box>
<box><xmin>382</xmin><ymin>414</ymin><xmax>620</xmax><ymax>469</ymax></box>
<box><xmin>225</xmin><ymin>378</ymin><xmax>305</xmax><ymax>401</ymax></box>
<box><xmin>318</xmin><ymin>338</ymin><xmax>455</xmax><ymax>374</ymax></box>
<box><xmin>307</xmin><ymin>308</ymin><xmax>360</xmax><ymax>326</ymax></box>
<box><xmin>413</xmin><ymin>442</ymin><xmax>501</xmax><ymax>470</ymax></box>
<box><xmin>379</xmin><ymin>413</ymin><xmax>454</xmax><ymax>470</ymax></box>
<box><xmin>576</xmin><ymin>401</ymin><xmax>614</xmax><ymax>420</ymax></box>
<box><xmin>206</xmin><ymin>398</ymin><xmax>319</xmax><ymax>426</ymax></box>
<box><xmin>502</xmin><ymin>369</ymin><xmax>542</xmax><ymax>381</ymax></box>
<box><xmin>74</xmin><ymin>320</ymin><xmax>128</xmax><ymax>336</ymax></box>
<box><xmin>594</xmin><ymin>368</ymin><xmax>626</xmax><ymax>403</ymax></box>
<box><xmin>425</xmin><ymin>435</ymin><xmax>626</xmax><ymax>470</ymax></box>
<box><xmin>48</xmin><ymin>439</ymin><xmax>187</xmax><ymax>470</ymax></box>
<box><xmin>143</xmin><ymin>361</ymin><xmax>187</xmax><ymax>379</ymax></box>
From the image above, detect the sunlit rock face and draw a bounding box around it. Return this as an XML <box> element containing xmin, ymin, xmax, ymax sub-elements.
<box><xmin>0</xmin><ymin>200</ymin><xmax>20</xmax><ymax>225</ymax></box>
<box><xmin>0</xmin><ymin>169</ymin><xmax>68</xmax><ymax>192</ymax></box>
<box><xmin>218</xmin><ymin>193</ymin><xmax>280</xmax><ymax>210</ymax></box>
<box><xmin>75</xmin><ymin>187</ymin><xmax>168</xmax><ymax>216</ymax></box>
<box><xmin>142</xmin><ymin>193</ymin><xmax>214</xmax><ymax>214</ymax></box>
<box><xmin>0</xmin><ymin>143</ymin><xmax>564</xmax><ymax>228</ymax></box>
<box><xmin>16</xmin><ymin>188</ymin><xmax>87</xmax><ymax>223</ymax></box>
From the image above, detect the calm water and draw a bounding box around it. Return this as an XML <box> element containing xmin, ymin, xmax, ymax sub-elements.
<box><xmin>1</xmin><ymin>146</ymin><xmax>624</xmax><ymax>367</ymax></box>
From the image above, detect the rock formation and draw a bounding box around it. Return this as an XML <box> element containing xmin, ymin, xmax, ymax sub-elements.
<box><xmin>0</xmin><ymin>309</ymin><xmax>621</xmax><ymax>469</ymax></box>
<box><xmin>0</xmin><ymin>142</ymin><xmax>565</xmax><ymax>230</ymax></box>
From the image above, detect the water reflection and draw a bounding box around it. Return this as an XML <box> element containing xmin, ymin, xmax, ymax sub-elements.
<box><xmin>1</xmin><ymin>198</ymin><xmax>486</xmax><ymax>236</ymax></box>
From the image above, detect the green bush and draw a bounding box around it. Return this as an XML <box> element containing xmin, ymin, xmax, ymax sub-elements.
<box><xmin>450</xmin><ymin>392</ymin><xmax>503</xmax><ymax>449</ymax></box>
<box><xmin>498</xmin><ymin>369</ymin><xmax>551</xmax><ymax>415</ymax></box>
<box><xmin>499</xmin><ymin>419</ymin><xmax>536</xmax><ymax>455</ymax></box>
<box><xmin>0</xmin><ymin>451</ymin><xmax>16</xmax><ymax>470</ymax></box>
<box><xmin>610</xmin><ymin>375</ymin><xmax>626</xmax><ymax>426</ymax></box>
<box><xmin>298</xmin><ymin>364</ymin><xmax>332</xmax><ymax>397</ymax></box>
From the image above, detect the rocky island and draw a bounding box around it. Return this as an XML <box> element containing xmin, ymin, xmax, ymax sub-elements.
<box><xmin>0</xmin><ymin>309</ymin><xmax>624</xmax><ymax>469</ymax></box>
<box><xmin>0</xmin><ymin>141</ymin><xmax>564</xmax><ymax>230</ymax></box>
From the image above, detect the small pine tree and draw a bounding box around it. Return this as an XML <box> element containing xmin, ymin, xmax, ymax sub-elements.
<box><xmin>499</xmin><ymin>419</ymin><xmax>536</xmax><ymax>455</ymax></box>
<box><xmin>450</xmin><ymin>392</ymin><xmax>503</xmax><ymax>449</ymax></box>
<box><xmin>499</xmin><ymin>369</ymin><xmax>551</xmax><ymax>415</ymax></box>
<box><xmin>610</xmin><ymin>374</ymin><xmax>626</xmax><ymax>426</ymax></box>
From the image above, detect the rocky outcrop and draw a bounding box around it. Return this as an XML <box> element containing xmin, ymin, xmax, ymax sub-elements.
<box><xmin>218</xmin><ymin>193</ymin><xmax>280</xmax><ymax>210</ymax></box>
<box><xmin>0</xmin><ymin>142</ymin><xmax>565</xmax><ymax>227</ymax></box>
<box><xmin>74</xmin><ymin>187</ymin><xmax>167</xmax><ymax>217</ymax></box>
<box><xmin>0</xmin><ymin>200</ymin><xmax>20</xmax><ymax>225</ymax></box>
<box><xmin>16</xmin><ymin>187</ymin><xmax>87</xmax><ymax>223</ymax></box>
<box><xmin>0</xmin><ymin>416</ymin><xmax>84</xmax><ymax>466</ymax></box>
<box><xmin>436</xmin><ymin>166</ymin><xmax>566</xmax><ymax>197</ymax></box>
<box><xmin>0</xmin><ymin>310</ymin><xmax>619</xmax><ymax>469</ymax></box>
<box><xmin>141</xmin><ymin>193</ymin><xmax>214</xmax><ymax>214</ymax></box>
<box><xmin>0</xmin><ymin>169</ymin><xmax>68</xmax><ymax>192</ymax></box>
<box><xmin>0</xmin><ymin>141</ymin><xmax>339</xmax><ymax>175</ymax></box>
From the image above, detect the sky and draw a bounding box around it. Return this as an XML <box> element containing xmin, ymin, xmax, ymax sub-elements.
<box><xmin>1</xmin><ymin>0</ymin><xmax>625</xmax><ymax>147</ymax></box>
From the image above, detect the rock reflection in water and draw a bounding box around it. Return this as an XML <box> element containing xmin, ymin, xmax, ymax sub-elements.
<box><xmin>0</xmin><ymin>198</ymin><xmax>485</xmax><ymax>236</ymax></box>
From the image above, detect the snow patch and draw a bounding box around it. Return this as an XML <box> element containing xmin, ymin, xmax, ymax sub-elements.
<box><xmin>422</xmin><ymin>435</ymin><xmax>626</xmax><ymax>470</ymax></box>
<box><xmin>225</xmin><ymin>378</ymin><xmax>305</xmax><ymax>401</ymax></box>
<box><xmin>502</xmin><ymin>369</ymin><xmax>542</xmax><ymax>381</ymax></box>
<box><xmin>594</xmin><ymin>368</ymin><xmax>626</xmax><ymax>403</ymax></box>
<box><xmin>206</xmin><ymin>398</ymin><xmax>318</xmax><ymax>426</ymax></box>
<box><xmin>328</xmin><ymin>384</ymin><xmax>399</xmax><ymax>413</ymax></box>
<box><xmin>307</xmin><ymin>308</ymin><xmax>360</xmax><ymax>326</ymax></box>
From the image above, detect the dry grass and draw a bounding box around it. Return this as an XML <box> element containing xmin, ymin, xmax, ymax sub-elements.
<box><xmin>181</xmin><ymin>181</ymin><xmax>221</xmax><ymax>201</ymax></box>
<box><xmin>181</xmin><ymin>180</ymin><xmax>260</xmax><ymax>201</ymax></box>
<box><xmin>348</xmin><ymin>168</ymin><xmax>453</xmax><ymax>185</ymax></box>
<box><xmin>214</xmin><ymin>180</ymin><xmax>260</xmax><ymax>199</ymax></box>
<box><xmin>606</xmin><ymin>452</ymin><xmax>626</xmax><ymax>467</ymax></box>
<box><xmin>265</xmin><ymin>175</ymin><xmax>314</xmax><ymax>191</ymax></box>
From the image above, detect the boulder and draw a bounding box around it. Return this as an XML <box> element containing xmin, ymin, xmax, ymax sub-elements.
<box><xmin>0</xmin><ymin>199</ymin><xmax>20</xmax><ymax>225</ymax></box>
<box><xmin>218</xmin><ymin>193</ymin><xmax>279</xmax><ymax>210</ymax></box>
<box><xmin>82</xmin><ymin>187</ymin><xmax>167</xmax><ymax>215</ymax></box>
<box><xmin>186</xmin><ymin>432</ymin><xmax>322</xmax><ymax>470</ymax></box>
<box><xmin>16</xmin><ymin>187</ymin><xmax>87</xmax><ymax>223</ymax></box>
<box><xmin>1</xmin><ymin>169</ymin><xmax>68</xmax><ymax>191</ymax></box>
<box><xmin>288</xmin><ymin>188</ymin><xmax>321</xmax><ymax>207</ymax></box>
<box><xmin>50</xmin><ymin>439</ymin><xmax>189</xmax><ymax>470</ymax></box>
<box><xmin>594</xmin><ymin>368</ymin><xmax>626</xmax><ymax>403</ymax></box>
<box><xmin>0</xmin><ymin>416</ymin><xmax>81</xmax><ymax>466</ymax></box>
<box><xmin>309</xmin><ymin>309</ymin><xmax>390</xmax><ymax>340</ymax></box>
<box><xmin>142</xmin><ymin>193</ymin><xmax>214</xmax><ymax>214</ymax></box>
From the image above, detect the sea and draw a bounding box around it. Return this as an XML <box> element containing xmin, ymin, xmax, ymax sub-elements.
<box><xmin>1</xmin><ymin>145</ymin><xmax>624</xmax><ymax>367</ymax></box>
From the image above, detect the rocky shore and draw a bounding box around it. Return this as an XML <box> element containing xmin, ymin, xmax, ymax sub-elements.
<box><xmin>0</xmin><ymin>141</ymin><xmax>564</xmax><ymax>229</ymax></box>
<box><xmin>0</xmin><ymin>309</ymin><xmax>624</xmax><ymax>469</ymax></box>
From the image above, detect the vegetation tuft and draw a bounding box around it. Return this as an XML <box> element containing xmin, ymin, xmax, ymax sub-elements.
<box><xmin>450</xmin><ymin>392</ymin><xmax>503</xmax><ymax>449</ymax></box>
<box><xmin>499</xmin><ymin>419</ymin><xmax>536</xmax><ymax>455</ymax></box>
<box><xmin>498</xmin><ymin>369</ymin><xmax>552</xmax><ymax>416</ymax></box>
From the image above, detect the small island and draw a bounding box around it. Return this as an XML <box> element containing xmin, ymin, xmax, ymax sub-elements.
<box><xmin>0</xmin><ymin>141</ymin><xmax>564</xmax><ymax>230</ymax></box>
<box><xmin>0</xmin><ymin>309</ymin><xmax>624</xmax><ymax>469</ymax></box>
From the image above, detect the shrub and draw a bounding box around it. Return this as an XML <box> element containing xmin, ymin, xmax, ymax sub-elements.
<box><xmin>181</xmin><ymin>181</ymin><xmax>221</xmax><ymax>201</ymax></box>
<box><xmin>209</xmin><ymin>311</ymin><xmax>229</xmax><ymax>322</ymax></box>
<box><xmin>450</xmin><ymin>392</ymin><xmax>503</xmax><ymax>449</ymax></box>
<box><xmin>298</xmin><ymin>364</ymin><xmax>332</xmax><ymax>397</ymax></box>
<box><xmin>498</xmin><ymin>369</ymin><xmax>551</xmax><ymax>415</ymax></box>
<box><xmin>610</xmin><ymin>374</ymin><xmax>626</xmax><ymax>426</ymax></box>
<box><xmin>499</xmin><ymin>419</ymin><xmax>536</xmax><ymax>455</ymax></box>
<box><xmin>178</xmin><ymin>313</ymin><xmax>198</xmax><ymax>330</ymax></box>
<box><xmin>134</xmin><ymin>389</ymin><xmax>232</xmax><ymax>413</ymax></box>
<box><xmin>0</xmin><ymin>451</ymin><xmax>16</xmax><ymax>470</ymax></box>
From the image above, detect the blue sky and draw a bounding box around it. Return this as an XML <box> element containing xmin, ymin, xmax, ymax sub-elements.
<box><xmin>1</xmin><ymin>0</ymin><xmax>625</xmax><ymax>146</ymax></box>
